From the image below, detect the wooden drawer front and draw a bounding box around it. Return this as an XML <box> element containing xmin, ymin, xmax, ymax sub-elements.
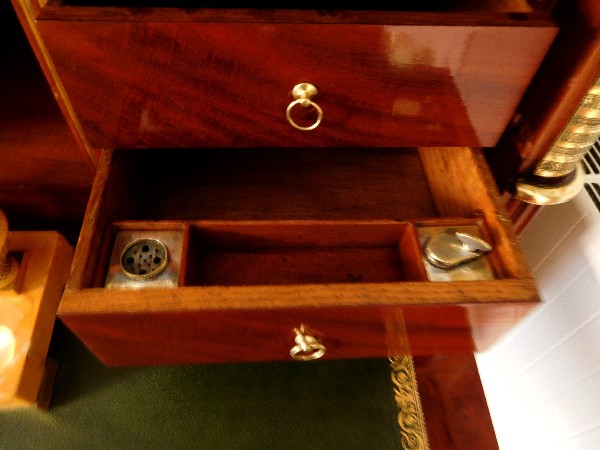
<box><xmin>38</xmin><ymin>21</ymin><xmax>555</xmax><ymax>149</ymax></box>
<box><xmin>58</xmin><ymin>307</ymin><xmax>397</xmax><ymax>366</ymax></box>
<box><xmin>58</xmin><ymin>302</ymin><xmax>529</xmax><ymax>366</ymax></box>
<box><xmin>58</xmin><ymin>147</ymin><xmax>540</xmax><ymax>365</ymax></box>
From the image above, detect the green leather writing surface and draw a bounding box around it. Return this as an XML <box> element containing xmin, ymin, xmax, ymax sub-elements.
<box><xmin>0</xmin><ymin>324</ymin><xmax>427</xmax><ymax>449</ymax></box>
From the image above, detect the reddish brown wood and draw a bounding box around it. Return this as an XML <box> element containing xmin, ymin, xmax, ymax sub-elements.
<box><xmin>58</xmin><ymin>146</ymin><xmax>539</xmax><ymax>365</ymax></box>
<box><xmin>487</xmin><ymin>0</ymin><xmax>600</xmax><ymax>191</ymax></box>
<box><xmin>10</xmin><ymin>0</ymin><xmax>100</xmax><ymax>167</ymax></box>
<box><xmin>8</xmin><ymin>0</ymin><xmax>551</xmax><ymax>366</ymax></box>
<box><xmin>415</xmin><ymin>354</ymin><xmax>499</xmax><ymax>449</ymax></box>
<box><xmin>59</xmin><ymin>296</ymin><xmax>536</xmax><ymax>366</ymax></box>
<box><xmin>67</xmin><ymin>147</ymin><xmax>438</xmax><ymax>291</ymax></box>
<box><xmin>59</xmin><ymin>306</ymin><xmax>399</xmax><ymax>365</ymax></box>
<box><xmin>510</xmin><ymin>200</ymin><xmax>542</xmax><ymax>236</ymax></box>
<box><xmin>33</xmin><ymin>1</ymin><xmax>549</xmax><ymax>24</ymax></box>
<box><xmin>36</xmin><ymin>20</ymin><xmax>555</xmax><ymax>149</ymax></box>
<box><xmin>0</xmin><ymin>1</ymin><xmax>93</xmax><ymax>239</ymax></box>
<box><xmin>398</xmin><ymin>223</ymin><xmax>428</xmax><ymax>282</ymax></box>
<box><xmin>418</xmin><ymin>147</ymin><xmax>532</xmax><ymax>280</ymax></box>
<box><xmin>185</xmin><ymin>221</ymin><xmax>419</xmax><ymax>286</ymax></box>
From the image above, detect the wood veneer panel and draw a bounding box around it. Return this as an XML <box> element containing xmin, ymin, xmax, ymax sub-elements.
<box><xmin>96</xmin><ymin>148</ymin><xmax>436</xmax><ymax>222</ymax></box>
<box><xmin>59</xmin><ymin>276</ymin><xmax>538</xmax><ymax>365</ymax></box>
<box><xmin>415</xmin><ymin>354</ymin><xmax>499</xmax><ymax>449</ymax></box>
<box><xmin>66</xmin><ymin>150</ymin><xmax>129</xmax><ymax>290</ymax></box>
<box><xmin>0</xmin><ymin>1</ymin><xmax>94</xmax><ymax>235</ymax></box>
<box><xmin>184</xmin><ymin>221</ymin><xmax>420</xmax><ymax>286</ymax></box>
<box><xmin>53</xmin><ymin>0</ymin><xmax>535</xmax><ymax>13</ymax></box>
<box><xmin>33</xmin><ymin>1</ymin><xmax>550</xmax><ymax>24</ymax></box>
<box><xmin>489</xmin><ymin>0</ymin><xmax>600</xmax><ymax>189</ymax></box>
<box><xmin>10</xmin><ymin>0</ymin><xmax>99</xmax><ymax>166</ymax></box>
<box><xmin>36</xmin><ymin>21</ymin><xmax>555</xmax><ymax>148</ymax></box>
<box><xmin>58</xmin><ymin>287</ymin><xmax>537</xmax><ymax>365</ymax></box>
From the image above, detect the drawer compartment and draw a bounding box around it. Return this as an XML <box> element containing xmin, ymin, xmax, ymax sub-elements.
<box><xmin>59</xmin><ymin>147</ymin><xmax>539</xmax><ymax>365</ymax></box>
<box><xmin>183</xmin><ymin>222</ymin><xmax>425</xmax><ymax>286</ymax></box>
<box><xmin>36</xmin><ymin>17</ymin><xmax>556</xmax><ymax>149</ymax></box>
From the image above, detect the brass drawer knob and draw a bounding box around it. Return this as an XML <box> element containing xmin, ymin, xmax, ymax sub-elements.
<box><xmin>286</xmin><ymin>83</ymin><xmax>323</xmax><ymax>131</ymax></box>
<box><xmin>290</xmin><ymin>324</ymin><xmax>326</xmax><ymax>361</ymax></box>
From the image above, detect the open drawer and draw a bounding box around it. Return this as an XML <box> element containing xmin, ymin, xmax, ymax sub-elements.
<box><xmin>59</xmin><ymin>147</ymin><xmax>539</xmax><ymax>366</ymax></box>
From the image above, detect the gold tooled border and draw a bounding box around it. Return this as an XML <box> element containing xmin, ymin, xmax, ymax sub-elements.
<box><xmin>390</xmin><ymin>356</ymin><xmax>431</xmax><ymax>450</ymax></box>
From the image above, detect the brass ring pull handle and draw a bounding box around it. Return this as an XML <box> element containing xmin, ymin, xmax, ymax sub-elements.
<box><xmin>290</xmin><ymin>324</ymin><xmax>326</xmax><ymax>361</ymax></box>
<box><xmin>286</xmin><ymin>83</ymin><xmax>323</xmax><ymax>131</ymax></box>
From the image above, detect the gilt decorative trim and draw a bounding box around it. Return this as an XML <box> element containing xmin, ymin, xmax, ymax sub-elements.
<box><xmin>390</xmin><ymin>356</ymin><xmax>430</xmax><ymax>450</ymax></box>
<box><xmin>515</xmin><ymin>76</ymin><xmax>600</xmax><ymax>204</ymax></box>
<box><xmin>534</xmin><ymin>76</ymin><xmax>600</xmax><ymax>178</ymax></box>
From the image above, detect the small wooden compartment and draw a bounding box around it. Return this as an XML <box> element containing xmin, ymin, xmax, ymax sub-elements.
<box><xmin>59</xmin><ymin>147</ymin><xmax>539</xmax><ymax>365</ymax></box>
<box><xmin>184</xmin><ymin>221</ymin><xmax>426</xmax><ymax>286</ymax></box>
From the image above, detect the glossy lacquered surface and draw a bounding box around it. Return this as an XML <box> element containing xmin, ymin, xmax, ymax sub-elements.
<box><xmin>59</xmin><ymin>292</ymin><xmax>537</xmax><ymax>366</ymax></box>
<box><xmin>0</xmin><ymin>2</ymin><xmax>93</xmax><ymax>239</ymax></box>
<box><xmin>37</xmin><ymin>21</ymin><xmax>555</xmax><ymax>149</ymax></box>
<box><xmin>415</xmin><ymin>353</ymin><xmax>499</xmax><ymax>449</ymax></box>
<box><xmin>58</xmin><ymin>147</ymin><xmax>539</xmax><ymax>365</ymax></box>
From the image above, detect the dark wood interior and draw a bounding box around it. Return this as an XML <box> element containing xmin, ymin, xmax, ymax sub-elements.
<box><xmin>106</xmin><ymin>148</ymin><xmax>437</xmax><ymax>221</ymax></box>
<box><xmin>83</xmin><ymin>148</ymin><xmax>437</xmax><ymax>288</ymax></box>
<box><xmin>57</xmin><ymin>0</ymin><xmax>538</xmax><ymax>12</ymax></box>
<box><xmin>183</xmin><ymin>221</ymin><xmax>426</xmax><ymax>286</ymax></box>
<box><xmin>0</xmin><ymin>1</ymin><xmax>94</xmax><ymax>242</ymax></box>
<box><xmin>78</xmin><ymin>147</ymin><xmax>527</xmax><ymax>291</ymax></box>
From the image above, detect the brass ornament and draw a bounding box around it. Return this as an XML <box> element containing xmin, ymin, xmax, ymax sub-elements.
<box><xmin>515</xmin><ymin>76</ymin><xmax>600</xmax><ymax>204</ymax></box>
<box><xmin>286</xmin><ymin>83</ymin><xmax>323</xmax><ymax>131</ymax></box>
<box><xmin>389</xmin><ymin>355</ymin><xmax>430</xmax><ymax>450</ymax></box>
<box><xmin>120</xmin><ymin>238</ymin><xmax>169</xmax><ymax>281</ymax></box>
<box><xmin>289</xmin><ymin>324</ymin><xmax>326</xmax><ymax>361</ymax></box>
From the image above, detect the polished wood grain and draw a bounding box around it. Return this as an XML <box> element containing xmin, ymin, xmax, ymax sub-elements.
<box><xmin>184</xmin><ymin>221</ymin><xmax>422</xmax><ymax>286</ymax></box>
<box><xmin>59</xmin><ymin>146</ymin><xmax>539</xmax><ymax>365</ymax></box>
<box><xmin>0</xmin><ymin>1</ymin><xmax>93</xmax><ymax>240</ymax></box>
<box><xmin>10</xmin><ymin>0</ymin><xmax>100</xmax><ymax>167</ymax></box>
<box><xmin>415</xmin><ymin>354</ymin><xmax>499</xmax><ymax>449</ymax></box>
<box><xmin>487</xmin><ymin>0</ymin><xmax>600</xmax><ymax>192</ymax></box>
<box><xmin>36</xmin><ymin>20</ymin><xmax>555</xmax><ymax>149</ymax></box>
<box><xmin>33</xmin><ymin>0</ymin><xmax>547</xmax><ymax>24</ymax></box>
<box><xmin>58</xmin><ymin>292</ymin><xmax>537</xmax><ymax>366</ymax></box>
<box><xmin>500</xmin><ymin>1</ymin><xmax>600</xmax><ymax>227</ymax></box>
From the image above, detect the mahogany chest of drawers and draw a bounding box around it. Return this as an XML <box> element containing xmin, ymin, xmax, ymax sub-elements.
<box><xmin>13</xmin><ymin>0</ymin><xmax>558</xmax><ymax>365</ymax></box>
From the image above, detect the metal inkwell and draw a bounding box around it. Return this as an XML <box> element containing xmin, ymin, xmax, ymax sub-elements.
<box><xmin>120</xmin><ymin>238</ymin><xmax>168</xmax><ymax>281</ymax></box>
<box><xmin>104</xmin><ymin>230</ymin><xmax>184</xmax><ymax>288</ymax></box>
<box><xmin>418</xmin><ymin>225</ymin><xmax>495</xmax><ymax>282</ymax></box>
